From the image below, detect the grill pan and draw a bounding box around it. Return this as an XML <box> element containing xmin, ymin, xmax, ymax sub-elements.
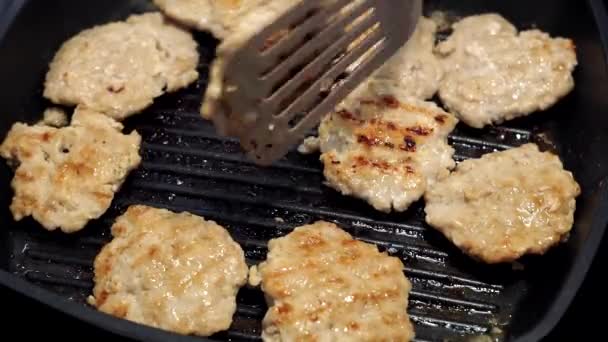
<box><xmin>1</xmin><ymin>1</ymin><xmax>608</xmax><ymax>341</ymax></box>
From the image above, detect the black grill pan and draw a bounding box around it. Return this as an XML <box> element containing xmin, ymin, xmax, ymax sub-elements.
<box><xmin>1</xmin><ymin>1</ymin><xmax>608</xmax><ymax>341</ymax></box>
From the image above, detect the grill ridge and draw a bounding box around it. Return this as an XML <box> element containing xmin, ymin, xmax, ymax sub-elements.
<box><xmin>139</xmin><ymin>163</ymin><xmax>325</xmax><ymax>194</ymax></box>
<box><xmin>142</xmin><ymin>143</ymin><xmax>322</xmax><ymax>173</ymax></box>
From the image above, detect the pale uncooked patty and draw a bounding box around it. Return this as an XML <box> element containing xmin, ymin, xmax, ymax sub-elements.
<box><xmin>251</xmin><ymin>221</ymin><xmax>415</xmax><ymax>342</ymax></box>
<box><xmin>44</xmin><ymin>12</ymin><xmax>199</xmax><ymax>120</ymax></box>
<box><xmin>366</xmin><ymin>17</ymin><xmax>443</xmax><ymax>100</ymax></box>
<box><xmin>89</xmin><ymin>205</ymin><xmax>248</xmax><ymax>336</ymax></box>
<box><xmin>436</xmin><ymin>14</ymin><xmax>577</xmax><ymax>128</ymax></box>
<box><xmin>318</xmin><ymin>85</ymin><xmax>458</xmax><ymax>213</ymax></box>
<box><xmin>424</xmin><ymin>144</ymin><xmax>581</xmax><ymax>263</ymax></box>
<box><xmin>0</xmin><ymin>107</ymin><xmax>141</xmax><ymax>233</ymax></box>
<box><xmin>153</xmin><ymin>0</ymin><xmax>255</xmax><ymax>39</ymax></box>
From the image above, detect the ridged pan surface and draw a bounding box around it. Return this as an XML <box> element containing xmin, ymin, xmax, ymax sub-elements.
<box><xmin>2</xmin><ymin>1</ymin><xmax>604</xmax><ymax>341</ymax></box>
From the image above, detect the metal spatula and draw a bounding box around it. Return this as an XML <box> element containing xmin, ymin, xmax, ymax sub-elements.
<box><xmin>219</xmin><ymin>0</ymin><xmax>422</xmax><ymax>165</ymax></box>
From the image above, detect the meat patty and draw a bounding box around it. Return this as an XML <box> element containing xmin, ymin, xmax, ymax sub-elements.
<box><xmin>318</xmin><ymin>86</ymin><xmax>458</xmax><ymax>212</ymax></box>
<box><xmin>0</xmin><ymin>107</ymin><xmax>141</xmax><ymax>233</ymax></box>
<box><xmin>153</xmin><ymin>0</ymin><xmax>259</xmax><ymax>39</ymax></box>
<box><xmin>251</xmin><ymin>221</ymin><xmax>415</xmax><ymax>342</ymax></box>
<box><xmin>436</xmin><ymin>14</ymin><xmax>577</xmax><ymax>128</ymax></box>
<box><xmin>366</xmin><ymin>17</ymin><xmax>443</xmax><ymax>100</ymax></box>
<box><xmin>44</xmin><ymin>12</ymin><xmax>199</xmax><ymax>120</ymax></box>
<box><xmin>89</xmin><ymin>205</ymin><xmax>248</xmax><ymax>336</ymax></box>
<box><xmin>424</xmin><ymin>143</ymin><xmax>581</xmax><ymax>263</ymax></box>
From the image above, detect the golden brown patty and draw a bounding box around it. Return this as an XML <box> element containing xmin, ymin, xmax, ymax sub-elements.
<box><xmin>318</xmin><ymin>86</ymin><xmax>458</xmax><ymax>212</ymax></box>
<box><xmin>251</xmin><ymin>221</ymin><xmax>415</xmax><ymax>341</ymax></box>
<box><xmin>44</xmin><ymin>12</ymin><xmax>199</xmax><ymax>120</ymax></box>
<box><xmin>0</xmin><ymin>107</ymin><xmax>141</xmax><ymax>233</ymax></box>
<box><xmin>424</xmin><ymin>144</ymin><xmax>581</xmax><ymax>263</ymax></box>
<box><xmin>89</xmin><ymin>205</ymin><xmax>249</xmax><ymax>336</ymax></box>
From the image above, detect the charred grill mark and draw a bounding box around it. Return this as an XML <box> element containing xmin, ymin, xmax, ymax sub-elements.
<box><xmin>107</xmin><ymin>84</ymin><xmax>125</xmax><ymax>93</ymax></box>
<box><xmin>401</xmin><ymin>136</ymin><xmax>416</xmax><ymax>152</ymax></box>
<box><xmin>435</xmin><ymin>115</ymin><xmax>448</xmax><ymax>124</ymax></box>
<box><xmin>359</xmin><ymin>95</ymin><xmax>400</xmax><ymax>109</ymax></box>
<box><xmin>360</xmin><ymin>99</ymin><xmax>376</xmax><ymax>106</ymax></box>
<box><xmin>148</xmin><ymin>245</ymin><xmax>159</xmax><ymax>258</ymax></box>
<box><xmin>277</xmin><ymin>303</ymin><xmax>292</xmax><ymax>315</ymax></box>
<box><xmin>323</xmin><ymin>156</ymin><xmax>341</xmax><ymax>165</ymax></box>
<box><xmin>337</xmin><ymin>109</ymin><xmax>356</xmax><ymax>120</ymax></box>
<box><xmin>95</xmin><ymin>290</ymin><xmax>109</xmax><ymax>306</ymax></box>
<box><xmin>357</xmin><ymin>134</ymin><xmax>396</xmax><ymax>149</ymax></box>
<box><xmin>381</xmin><ymin>95</ymin><xmax>400</xmax><ymax>108</ymax></box>
<box><xmin>359</xmin><ymin>95</ymin><xmax>400</xmax><ymax>108</ymax></box>
<box><xmin>42</xmin><ymin>132</ymin><xmax>52</xmax><ymax>142</ymax></box>
<box><xmin>357</xmin><ymin>135</ymin><xmax>377</xmax><ymax>146</ymax></box>
<box><xmin>406</xmin><ymin>126</ymin><xmax>433</xmax><ymax>136</ymax></box>
<box><xmin>353</xmin><ymin>155</ymin><xmax>392</xmax><ymax>171</ymax></box>
<box><xmin>354</xmin><ymin>155</ymin><xmax>369</xmax><ymax>167</ymax></box>
<box><xmin>336</xmin><ymin>109</ymin><xmax>364</xmax><ymax>124</ymax></box>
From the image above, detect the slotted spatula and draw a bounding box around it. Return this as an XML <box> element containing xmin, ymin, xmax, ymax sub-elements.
<box><xmin>216</xmin><ymin>0</ymin><xmax>422</xmax><ymax>165</ymax></box>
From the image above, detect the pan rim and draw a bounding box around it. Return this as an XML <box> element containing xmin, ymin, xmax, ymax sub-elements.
<box><xmin>0</xmin><ymin>0</ymin><xmax>607</xmax><ymax>341</ymax></box>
